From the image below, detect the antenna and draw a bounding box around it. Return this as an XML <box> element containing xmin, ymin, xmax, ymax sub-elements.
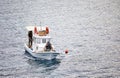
<box><xmin>35</xmin><ymin>22</ymin><xmax>36</xmax><ymax>26</ymax></box>
<box><xmin>40</xmin><ymin>21</ymin><xmax>41</xmax><ymax>27</ymax></box>
<box><xmin>40</xmin><ymin>21</ymin><xmax>42</xmax><ymax>30</ymax></box>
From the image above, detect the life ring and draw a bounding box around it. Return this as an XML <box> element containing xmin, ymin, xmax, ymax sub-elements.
<box><xmin>34</xmin><ymin>26</ymin><xmax>38</xmax><ymax>34</ymax></box>
<box><xmin>46</xmin><ymin>27</ymin><xmax>49</xmax><ymax>34</ymax></box>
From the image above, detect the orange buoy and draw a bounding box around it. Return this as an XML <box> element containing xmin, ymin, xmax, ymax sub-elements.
<box><xmin>46</xmin><ymin>27</ymin><xmax>49</xmax><ymax>34</ymax></box>
<box><xmin>65</xmin><ymin>49</ymin><xmax>69</xmax><ymax>54</ymax></box>
<box><xmin>34</xmin><ymin>26</ymin><xmax>38</xmax><ymax>34</ymax></box>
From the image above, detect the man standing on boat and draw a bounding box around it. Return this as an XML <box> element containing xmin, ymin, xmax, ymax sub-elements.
<box><xmin>28</xmin><ymin>31</ymin><xmax>33</xmax><ymax>48</ymax></box>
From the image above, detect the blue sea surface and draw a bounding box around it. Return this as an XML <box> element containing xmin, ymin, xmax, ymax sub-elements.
<box><xmin>0</xmin><ymin>0</ymin><xmax>120</xmax><ymax>78</ymax></box>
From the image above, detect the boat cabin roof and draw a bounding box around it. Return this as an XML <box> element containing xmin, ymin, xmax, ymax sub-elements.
<box><xmin>33</xmin><ymin>35</ymin><xmax>51</xmax><ymax>39</ymax></box>
<box><xmin>26</xmin><ymin>26</ymin><xmax>50</xmax><ymax>36</ymax></box>
<box><xmin>26</xmin><ymin>26</ymin><xmax>46</xmax><ymax>31</ymax></box>
<box><xmin>26</xmin><ymin>26</ymin><xmax>52</xmax><ymax>44</ymax></box>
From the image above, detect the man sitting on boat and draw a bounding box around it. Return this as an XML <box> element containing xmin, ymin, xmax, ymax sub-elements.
<box><xmin>44</xmin><ymin>41</ymin><xmax>53</xmax><ymax>51</ymax></box>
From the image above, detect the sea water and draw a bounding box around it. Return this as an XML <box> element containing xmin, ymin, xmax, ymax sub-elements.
<box><xmin>0</xmin><ymin>0</ymin><xmax>120</xmax><ymax>78</ymax></box>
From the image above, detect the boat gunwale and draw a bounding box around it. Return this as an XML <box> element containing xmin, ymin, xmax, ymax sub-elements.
<box><xmin>24</xmin><ymin>43</ymin><xmax>59</xmax><ymax>54</ymax></box>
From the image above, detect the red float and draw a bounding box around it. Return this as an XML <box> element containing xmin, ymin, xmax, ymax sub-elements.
<box><xmin>46</xmin><ymin>27</ymin><xmax>49</xmax><ymax>34</ymax></box>
<box><xmin>34</xmin><ymin>26</ymin><xmax>38</xmax><ymax>34</ymax></box>
<box><xmin>65</xmin><ymin>49</ymin><xmax>69</xmax><ymax>54</ymax></box>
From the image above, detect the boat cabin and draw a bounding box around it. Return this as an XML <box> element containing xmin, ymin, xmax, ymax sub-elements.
<box><xmin>26</xmin><ymin>26</ymin><xmax>52</xmax><ymax>49</ymax></box>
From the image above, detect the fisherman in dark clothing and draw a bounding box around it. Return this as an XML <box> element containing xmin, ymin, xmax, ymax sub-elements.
<box><xmin>44</xmin><ymin>41</ymin><xmax>53</xmax><ymax>51</ymax></box>
<box><xmin>28</xmin><ymin>31</ymin><xmax>33</xmax><ymax>48</ymax></box>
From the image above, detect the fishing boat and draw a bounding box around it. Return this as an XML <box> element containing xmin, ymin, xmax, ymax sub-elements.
<box><xmin>24</xmin><ymin>26</ymin><xmax>60</xmax><ymax>60</ymax></box>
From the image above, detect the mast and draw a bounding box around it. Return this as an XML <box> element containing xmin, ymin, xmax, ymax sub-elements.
<box><xmin>40</xmin><ymin>21</ymin><xmax>42</xmax><ymax>30</ymax></box>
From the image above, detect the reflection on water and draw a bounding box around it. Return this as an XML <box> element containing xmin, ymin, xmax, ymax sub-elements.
<box><xmin>26</xmin><ymin>56</ymin><xmax>61</xmax><ymax>75</ymax></box>
<box><xmin>27</xmin><ymin>57</ymin><xmax>61</xmax><ymax>67</ymax></box>
<box><xmin>24</xmin><ymin>51</ymin><xmax>61</xmax><ymax>77</ymax></box>
<box><xmin>25</xmin><ymin>51</ymin><xmax>61</xmax><ymax>67</ymax></box>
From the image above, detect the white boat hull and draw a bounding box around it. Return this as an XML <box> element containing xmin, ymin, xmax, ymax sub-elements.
<box><xmin>24</xmin><ymin>44</ymin><xmax>59</xmax><ymax>60</ymax></box>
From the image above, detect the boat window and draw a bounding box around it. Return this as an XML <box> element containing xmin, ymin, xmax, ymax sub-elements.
<box><xmin>38</xmin><ymin>39</ymin><xmax>41</xmax><ymax>44</ymax></box>
<box><xmin>48</xmin><ymin>39</ymin><xmax>51</xmax><ymax>41</ymax></box>
<box><xmin>37</xmin><ymin>39</ymin><xmax>39</xmax><ymax>43</ymax></box>
<box><xmin>33</xmin><ymin>37</ymin><xmax>35</xmax><ymax>43</ymax></box>
<box><xmin>36</xmin><ymin>39</ymin><xmax>38</xmax><ymax>43</ymax></box>
<box><xmin>36</xmin><ymin>38</ymin><xmax>41</xmax><ymax>44</ymax></box>
<box><xmin>42</xmin><ymin>39</ymin><xmax>46</xmax><ymax>43</ymax></box>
